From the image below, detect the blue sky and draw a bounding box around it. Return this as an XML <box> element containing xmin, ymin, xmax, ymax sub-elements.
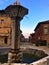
<box><xmin>0</xmin><ymin>0</ymin><xmax>49</xmax><ymax>38</ymax></box>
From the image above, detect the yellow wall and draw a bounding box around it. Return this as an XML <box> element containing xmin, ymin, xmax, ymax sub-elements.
<box><xmin>0</xmin><ymin>15</ymin><xmax>11</xmax><ymax>46</ymax></box>
<box><xmin>0</xmin><ymin>15</ymin><xmax>11</xmax><ymax>27</ymax></box>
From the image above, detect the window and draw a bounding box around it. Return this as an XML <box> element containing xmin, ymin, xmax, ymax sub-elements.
<box><xmin>38</xmin><ymin>37</ymin><xmax>41</xmax><ymax>40</ymax></box>
<box><xmin>44</xmin><ymin>25</ymin><xmax>49</xmax><ymax>34</ymax></box>
<box><xmin>4</xmin><ymin>36</ymin><xmax>7</xmax><ymax>44</ymax></box>
<box><xmin>1</xmin><ymin>19</ymin><xmax>4</xmax><ymax>24</ymax></box>
<box><xmin>44</xmin><ymin>28</ymin><xmax>48</xmax><ymax>34</ymax></box>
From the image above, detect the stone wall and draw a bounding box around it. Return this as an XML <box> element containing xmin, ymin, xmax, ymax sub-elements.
<box><xmin>23</xmin><ymin>48</ymin><xmax>48</xmax><ymax>58</ymax></box>
<box><xmin>0</xmin><ymin>56</ymin><xmax>49</xmax><ymax>65</ymax></box>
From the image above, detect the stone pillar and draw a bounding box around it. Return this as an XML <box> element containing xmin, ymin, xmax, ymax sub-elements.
<box><xmin>11</xmin><ymin>18</ymin><xmax>20</xmax><ymax>49</ymax></box>
<box><xmin>6</xmin><ymin>4</ymin><xmax>28</xmax><ymax>63</ymax></box>
<box><xmin>8</xmin><ymin>17</ymin><xmax>22</xmax><ymax>63</ymax></box>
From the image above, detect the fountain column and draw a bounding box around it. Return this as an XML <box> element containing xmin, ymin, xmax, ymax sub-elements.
<box><xmin>5</xmin><ymin>4</ymin><xmax>28</xmax><ymax>63</ymax></box>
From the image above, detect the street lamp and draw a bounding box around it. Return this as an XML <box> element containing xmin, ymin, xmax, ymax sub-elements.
<box><xmin>5</xmin><ymin>3</ymin><xmax>28</xmax><ymax>63</ymax></box>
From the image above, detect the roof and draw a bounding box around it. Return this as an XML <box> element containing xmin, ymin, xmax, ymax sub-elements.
<box><xmin>34</xmin><ymin>20</ymin><xmax>49</xmax><ymax>31</ymax></box>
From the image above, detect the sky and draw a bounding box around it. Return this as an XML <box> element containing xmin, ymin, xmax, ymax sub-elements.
<box><xmin>0</xmin><ymin>0</ymin><xmax>49</xmax><ymax>38</ymax></box>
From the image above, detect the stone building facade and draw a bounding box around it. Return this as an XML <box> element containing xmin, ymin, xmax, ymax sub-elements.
<box><xmin>0</xmin><ymin>11</ymin><xmax>26</xmax><ymax>46</ymax></box>
<box><xmin>0</xmin><ymin>11</ymin><xmax>11</xmax><ymax>46</ymax></box>
<box><xmin>0</xmin><ymin>4</ymin><xmax>28</xmax><ymax>48</ymax></box>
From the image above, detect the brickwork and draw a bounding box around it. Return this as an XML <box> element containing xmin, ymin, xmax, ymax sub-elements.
<box><xmin>30</xmin><ymin>20</ymin><xmax>49</xmax><ymax>45</ymax></box>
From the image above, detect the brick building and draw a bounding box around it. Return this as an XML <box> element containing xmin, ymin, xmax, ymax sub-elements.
<box><xmin>30</xmin><ymin>20</ymin><xmax>49</xmax><ymax>46</ymax></box>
